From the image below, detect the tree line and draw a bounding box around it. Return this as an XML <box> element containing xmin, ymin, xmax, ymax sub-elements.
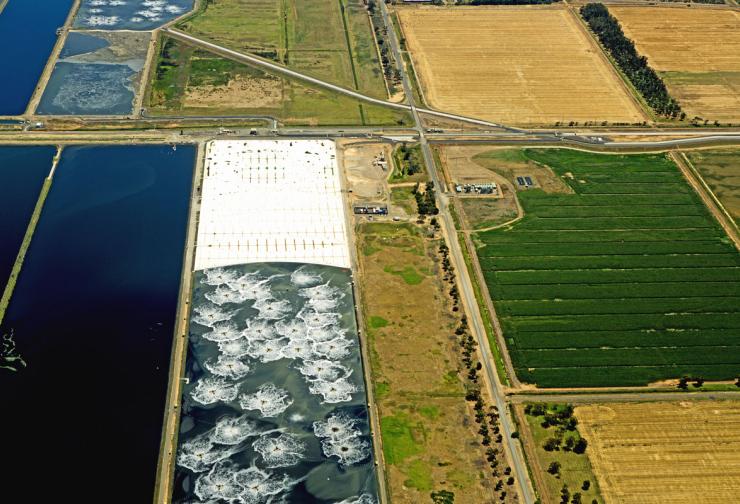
<box><xmin>580</xmin><ymin>3</ymin><xmax>682</xmax><ymax>119</ymax></box>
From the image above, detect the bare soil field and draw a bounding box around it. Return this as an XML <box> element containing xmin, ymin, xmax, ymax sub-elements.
<box><xmin>610</xmin><ymin>7</ymin><xmax>740</xmax><ymax>122</ymax></box>
<box><xmin>396</xmin><ymin>7</ymin><xmax>645</xmax><ymax>125</ymax></box>
<box><xmin>575</xmin><ymin>401</ymin><xmax>740</xmax><ymax>504</ymax></box>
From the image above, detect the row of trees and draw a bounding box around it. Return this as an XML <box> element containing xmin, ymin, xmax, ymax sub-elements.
<box><xmin>439</xmin><ymin>243</ymin><xmax>516</xmax><ymax>502</ymax></box>
<box><xmin>367</xmin><ymin>1</ymin><xmax>403</xmax><ymax>92</ymax></box>
<box><xmin>580</xmin><ymin>3</ymin><xmax>682</xmax><ymax>118</ymax></box>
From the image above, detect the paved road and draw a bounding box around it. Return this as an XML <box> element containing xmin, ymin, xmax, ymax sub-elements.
<box><xmin>377</xmin><ymin>1</ymin><xmax>538</xmax><ymax>502</ymax></box>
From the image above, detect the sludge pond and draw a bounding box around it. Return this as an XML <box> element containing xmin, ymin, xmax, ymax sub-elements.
<box><xmin>0</xmin><ymin>144</ymin><xmax>196</xmax><ymax>501</ymax></box>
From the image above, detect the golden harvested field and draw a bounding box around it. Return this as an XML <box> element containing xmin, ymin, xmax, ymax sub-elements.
<box><xmin>611</xmin><ymin>7</ymin><xmax>740</xmax><ymax>122</ymax></box>
<box><xmin>396</xmin><ymin>7</ymin><xmax>645</xmax><ymax>125</ymax></box>
<box><xmin>575</xmin><ymin>401</ymin><xmax>740</xmax><ymax>504</ymax></box>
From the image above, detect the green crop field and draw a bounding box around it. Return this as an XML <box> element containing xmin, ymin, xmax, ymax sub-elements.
<box><xmin>178</xmin><ymin>0</ymin><xmax>388</xmax><ymax>100</ymax></box>
<box><xmin>473</xmin><ymin>149</ymin><xmax>740</xmax><ymax>388</ymax></box>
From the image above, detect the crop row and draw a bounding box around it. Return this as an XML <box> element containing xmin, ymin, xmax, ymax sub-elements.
<box><xmin>478</xmin><ymin>253</ymin><xmax>740</xmax><ymax>271</ymax></box>
<box><xmin>477</xmin><ymin>228</ymin><xmax>723</xmax><ymax>245</ymax></box>
<box><xmin>513</xmin><ymin>345</ymin><xmax>740</xmax><ymax>369</ymax></box>
<box><xmin>512</xmin><ymin>328</ymin><xmax>740</xmax><ymax>350</ymax></box>
<box><xmin>477</xmin><ymin>240</ymin><xmax>732</xmax><ymax>257</ymax></box>
<box><xmin>515</xmin><ymin>363</ymin><xmax>740</xmax><ymax>388</ymax></box>
<box><xmin>488</xmin><ymin>280</ymin><xmax>739</xmax><ymax>301</ymax></box>
<box><xmin>521</xmin><ymin>192</ymin><xmax>697</xmax><ymax>207</ymax></box>
<box><xmin>502</xmin><ymin>312</ymin><xmax>740</xmax><ymax>333</ymax></box>
<box><xmin>572</xmin><ymin>183</ymin><xmax>691</xmax><ymax>195</ymax></box>
<box><xmin>497</xmin><ymin>296</ymin><xmax>740</xmax><ymax>317</ymax></box>
<box><xmin>515</xmin><ymin>215</ymin><xmax>713</xmax><ymax>231</ymax></box>
<box><xmin>490</xmin><ymin>267</ymin><xmax>740</xmax><ymax>285</ymax></box>
<box><xmin>519</xmin><ymin>204</ymin><xmax>705</xmax><ymax>218</ymax></box>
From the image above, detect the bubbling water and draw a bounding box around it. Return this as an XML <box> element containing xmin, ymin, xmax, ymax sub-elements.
<box><xmin>252</xmin><ymin>433</ymin><xmax>306</xmax><ymax>468</ymax></box>
<box><xmin>246</xmin><ymin>337</ymin><xmax>289</xmax><ymax>363</ymax></box>
<box><xmin>194</xmin><ymin>461</ymin><xmax>244</xmax><ymax>502</ymax></box>
<box><xmin>298</xmin><ymin>308</ymin><xmax>340</xmax><ymax>328</ymax></box>
<box><xmin>211</xmin><ymin>415</ymin><xmax>259</xmax><ymax>446</ymax></box>
<box><xmin>309</xmin><ymin>376</ymin><xmax>357</xmax><ymax>403</ymax></box>
<box><xmin>206</xmin><ymin>284</ymin><xmax>249</xmax><ymax>306</ymax></box>
<box><xmin>281</xmin><ymin>339</ymin><xmax>316</xmax><ymax>361</ymax></box>
<box><xmin>290</xmin><ymin>266</ymin><xmax>322</xmax><ymax>287</ymax></box>
<box><xmin>239</xmin><ymin>383</ymin><xmax>293</xmax><ymax>417</ymax></box>
<box><xmin>204</xmin><ymin>356</ymin><xmax>251</xmax><ymax>380</ymax></box>
<box><xmin>217</xmin><ymin>337</ymin><xmax>251</xmax><ymax>358</ymax></box>
<box><xmin>275</xmin><ymin>319</ymin><xmax>309</xmax><ymax>341</ymax></box>
<box><xmin>313</xmin><ymin>413</ymin><xmax>370</xmax><ymax>466</ymax></box>
<box><xmin>299</xmin><ymin>283</ymin><xmax>341</xmax><ymax>300</ymax></box>
<box><xmin>306</xmin><ymin>297</ymin><xmax>341</xmax><ymax>312</ymax></box>
<box><xmin>337</xmin><ymin>495</ymin><xmax>377</xmax><ymax>504</ymax></box>
<box><xmin>312</xmin><ymin>337</ymin><xmax>352</xmax><ymax>360</ymax></box>
<box><xmin>242</xmin><ymin>319</ymin><xmax>277</xmax><ymax>342</ymax></box>
<box><xmin>191</xmin><ymin>376</ymin><xmax>239</xmax><ymax>405</ymax></box>
<box><xmin>193</xmin><ymin>303</ymin><xmax>235</xmax><ymax>328</ymax></box>
<box><xmin>234</xmin><ymin>466</ymin><xmax>294</xmax><ymax>504</ymax></box>
<box><xmin>297</xmin><ymin>359</ymin><xmax>349</xmax><ymax>382</ymax></box>
<box><xmin>202</xmin><ymin>321</ymin><xmax>242</xmax><ymax>343</ymax></box>
<box><xmin>178</xmin><ymin>435</ymin><xmax>238</xmax><ymax>473</ymax></box>
<box><xmin>253</xmin><ymin>298</ymin><xmax>292</xmax><ymax>320</ymax></box>
<box><xmin>203</xmin><ymin>267</ymin><xmax>240</xmax><ymax>286</ymax></box>
<box><xmin>229</xmin><ymin>274</ymin><xmax>274</xmax><ymax>301</ymax></box>
<box><xmin>308</xmin><ymin>326</ymin><xmax>346</xmax><ymax>343</ymax></box>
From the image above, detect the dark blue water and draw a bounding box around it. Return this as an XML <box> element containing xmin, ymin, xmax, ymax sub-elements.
<box><xmin>0</xmin><ymin>145</ymin><xmax>195</xmax><ymax>502</ymax></box>
<box><xmin>0</xmin><ymin>146</ymin><xmax>54</xmax><ymax>292</ymax></box>
<box><xmin>0</xmin><ymin>0</ymin><xmax>74</xmax><ymax>115</ymax></box>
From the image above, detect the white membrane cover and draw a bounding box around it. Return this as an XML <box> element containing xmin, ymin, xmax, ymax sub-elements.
<box><xmin>195</xmin><ymin>140</ymin><xmax>350</xmax><ymax>270</ymax></box>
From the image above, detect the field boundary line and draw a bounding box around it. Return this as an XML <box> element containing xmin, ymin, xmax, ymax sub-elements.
<box><xmin>671</xmin><ymin>151</ymin><xmax>740</xmax><ymax>250</ymax></box>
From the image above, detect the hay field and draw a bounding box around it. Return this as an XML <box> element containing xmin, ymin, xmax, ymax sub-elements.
<box><xmin>396</xmin><ymin>7</ymin><xmax>645</xmax><ymax>125</ymax></box>
<box><xmin>576</xmin><ymin>401</ymin><xmax>740</xmax><ymax>504</ymax></box>
<box><xmin>610</xmin><ymin>7</ymin><xmax>740</xmax><ymax>122</ymax></box>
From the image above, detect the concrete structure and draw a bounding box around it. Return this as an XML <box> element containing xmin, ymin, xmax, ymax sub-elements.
<box><xmin>194</xmin><ymin>139</ymin><xmax>350</xmax><ymax>270</ymax></box>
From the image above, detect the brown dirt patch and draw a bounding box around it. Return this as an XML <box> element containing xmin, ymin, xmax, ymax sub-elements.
<box><xmin>610</xmin><ymin>7</ymin><xmax>740</xmax><ymax>122</ymax></box>
<box><xmin>575</xmin><ymin>401</ymin><xmax>740</xmax><ymax>504</ymax></box>
<box><xmin>397</xmin><ymin>6</ymin><xmax>645</xmax><ymax>125</ymax></box>
<box><xmin>183</xmin><ymin>74</ymin><xmax>283</xmax><ymax>109</ymax></box>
